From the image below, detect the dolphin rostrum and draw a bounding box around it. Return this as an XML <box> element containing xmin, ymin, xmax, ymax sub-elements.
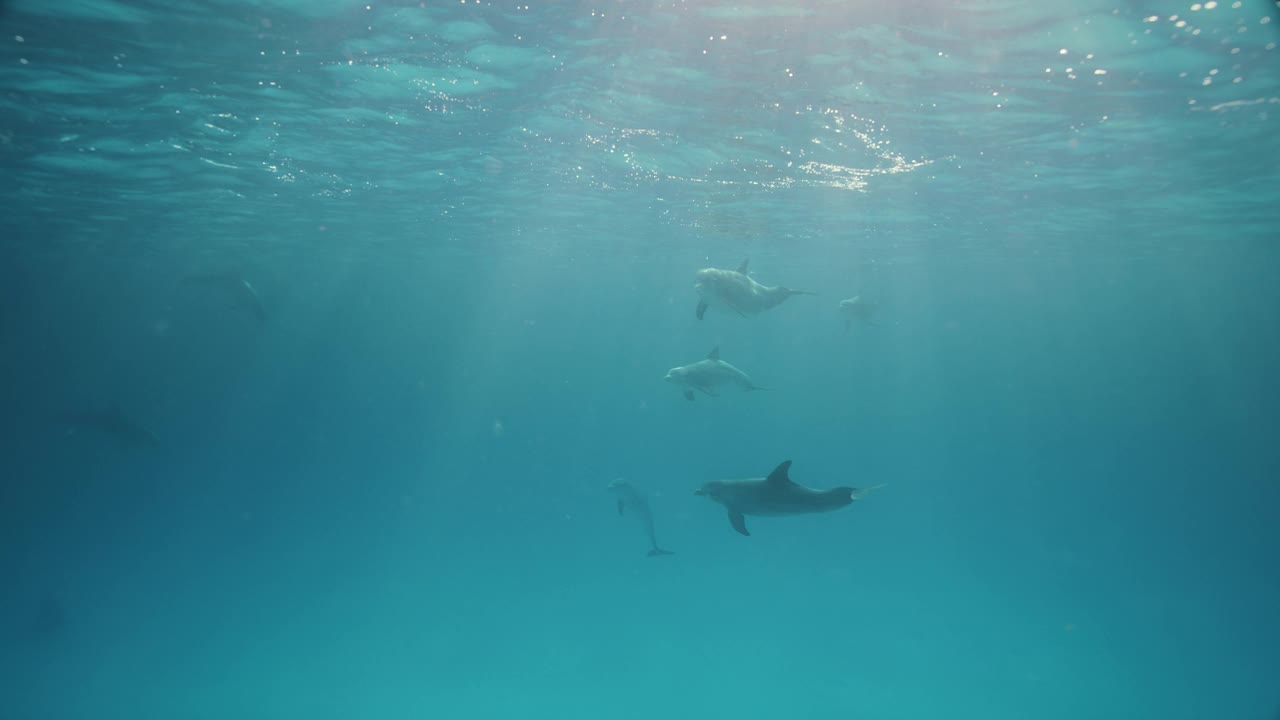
<box><xmin>694</xmin><ymin>460</ymin><xmax>883</xmax><ymax>536</ymax></box>
<box><xmin>608</xmin><ymin>479</ymin><xmax>675</xmax><ymax>557</ymax></box>
<box><xmin>56</xmin><ymin>404</ymin><xmax>160</xmax><ymax>449</ymax></box>
<box><xmin>839</xmin><ymin>295</ymin><xmax>881</xmax><ymax>331</ymax></box>
<box><xmin>664</xmin><ymin>346</ymin><xmax>770</xmax><ymax>402</ymax></box>
<box><xmin>694</xmin><ymin>258</ymin><xmax>815</xmax><ymax>320</ymax></box>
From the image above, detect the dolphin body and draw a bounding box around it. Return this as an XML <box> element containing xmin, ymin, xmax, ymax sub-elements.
<box><xmin>608</xmin><ymin>479</ymin><xmax>675</xmax><ymax>557</ymax></box>
<box><xmin>694</xmin><ymin>460</ymin><xmax>883</xmax><ymax>536</ymax></box>
<box><xmin>664</xmin><ymin>346</ymin><xmax>769</xmax><ymax>402</ymax></box>
<box><xmin>694</xmin><ymin>259</ymin><xmax>815</xmax><ymax>320</ymax></box>
<box><xmin>839</xmin><ymin>295</ymin><xmax>880</xmax><ymax>331</ymax></box>
<box><xmin>57</xmin><ymin>404</ymin><xmax>160</xmax><ymax>449</ymax></box>
<box><xmin>182</xmin><ymin>271</ymin><xmax>267</xmax><ymax>324</ymax></box>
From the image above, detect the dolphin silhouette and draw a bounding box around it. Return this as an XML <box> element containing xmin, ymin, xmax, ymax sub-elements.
<box><xmin>694</xmin><ymin>460</ymin><xmax>883</xmax><ymax>536</ymax></box>
<box><xmin>182</xmin><ymin>271</ymin><xmax>267</xmax><ymax>324</ymax></box>
<box><xmin>694</xmin><ymin>258</ymin><xmax>815</xmax><ymax>320</ymax></box>
<box><xmin>839</xmin><ymin>295</ymin><xmax>881</xmax><ymax>331</ymax></box>
<box><xmin>664</xmin><ymin>346</ymin><xmax>770</xmax><ymax>401</ymax></box>
<box><xmin>608</xmin><ymin>479</ymin><xmax>675</xmax><ymax>557</ymax></box>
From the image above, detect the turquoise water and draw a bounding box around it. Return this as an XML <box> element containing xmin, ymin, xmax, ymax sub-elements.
<box><xmin>2</xmin><ymin>0</ymin><xmax>1279</xmax><ymax>718</ymax></box>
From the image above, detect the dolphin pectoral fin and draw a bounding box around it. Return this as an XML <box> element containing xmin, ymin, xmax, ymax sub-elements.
<box><xmin>683</xmin><ymin>390</ymin><xmax>696</xmax><ymax>402</ymax></box>
<box><xmin>617</xmin><ymin>500</ymin><xmax>625</xmax><ymax>516</ymax></box>
<box><xmin>728</xmin><ymin>510</ymin><xmax>750</xmax><ymax>536</ymax></box>
<box><xmin>648</xmin><ymin>548</ymin><xmax>676</xmax><ymax>557</ymax></box>
<box><xmin>696</xmin><ymin>301</ymin><xmax>708</xmax><ymax>320</ymax></box>
<box><xmin>724</xmin><ymin>301</ymin><xmax>749</xmax><ymax>318</ymax></box>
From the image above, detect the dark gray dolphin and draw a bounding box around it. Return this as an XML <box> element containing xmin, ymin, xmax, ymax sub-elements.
<box><xmin>182</xmin><ymin>271</ymin><xmax>267</xmax><ymax>323</ymax></box>
<box><xmin>693</xmin><ymin>258</ymin><xmax>816</xmax><ymax>320</ymax></box>
<box><xmin>694</xmin><ymin>460</ymin><xmax>883</xmax><ymax>536</ymax></box>
<box><xmin>608</xmin><ymin>479</ymin><xmax>675</xmax><ymax>557</ymax></box>
<box><xmin>56</xmin><ymin>404</ymin><xmax>160</xmax><ymax>449</ymax></box>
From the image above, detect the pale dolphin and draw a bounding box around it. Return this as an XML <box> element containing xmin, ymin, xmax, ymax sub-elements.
<box><xmin>839</xmin><ymin>295</ymin><xmax>881</xmax><ymax>331</ymax></box>
<box><xmin>694</xmin><ymin>460</ymin><xmax>883</xmax><ymax>536</ymax></box>
<box><xmin>693</xmin><ymin>258</ymin><xmax>815</xmax><ymax>320</ymax></box>
<box><xmin>182</xmin><ymin>271</ymin><xmax>267</xmax><ymax>324</ymax></box>
<box><xmin>663</xmin><ymin>346</ymin><xmax>770</xmax><ymax>401</ymax></box>
<box><xmin>608</xmin><ymin>479</ymin><xmax>675</xmax><ymax>557</ymax></box>
<box><xmin>56</xmin><ymin>404</ymin><xmax>160</xmax><ymax>449</ymax></box>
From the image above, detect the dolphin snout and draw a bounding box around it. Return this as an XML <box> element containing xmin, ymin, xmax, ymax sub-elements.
<box><xmin>693</xmin><ymin>488</ymin><xmax>706</xmax><ymax>496</ymax></box>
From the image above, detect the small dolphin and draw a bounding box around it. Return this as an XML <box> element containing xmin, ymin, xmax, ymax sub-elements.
<box><xmin>694</xmin><ymin>460</ymin><xmax>883</xmax><ymax>536</ymax></box>
<box><xmin>664</xmin><ymin>346</ymin><xmax>770</xmax><ymax>401</ymax></box>
<box><xmin>694</xmin><ymin>258</ymin><xmax>815</xmax><ymax>320</ymax></box>
<box><xmin>839</xmin><ymin>295</ymin><xmax>880</xmax><ymax>331</ymax></box>
<box><xmin>56</xmin><ymin>404</ymin><xmax>160</xmax><ymax>449</ymax></box>
<box><xmin>182</xmin><ymin>271</ymin><xmax>267</xmax><ymax>323</ymax></box>
<box><xmin>608</xmin><ymin>479</ymin><xmax>675</xmax><ymax>557</ymax></box>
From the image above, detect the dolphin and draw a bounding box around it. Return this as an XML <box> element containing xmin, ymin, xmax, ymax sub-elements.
<box><xmin>694</xmin><ymin>258</ymin><xmax>815</xmax><ymax>320</ymax></box>
<box><xmin>56</xmin><ymin>404</ymin><xmax>160</xmax><ymax>449</ymax></box>
<box><xmin>839</xmin><ymin>295</ymin><xmax>880</xmax><ymax>331</ymax></box>
<box><xmin>664</xmin><ymin>346</ymin><xmax>770</xmax><ymax>401</ymax></box>
<box><xmin>181</xmin><ymin>271</ymin><xmax>267</xmax><ymax>323</ymax></box>
<box><xmin>694</xmin><ymin>460</ymin><xmax>883</xmax><ymax>536</ymax></box>
<box><xmin>608</xmin><ymin>479</ymin><xmax>675</xmax><ymax>557</ymax></box>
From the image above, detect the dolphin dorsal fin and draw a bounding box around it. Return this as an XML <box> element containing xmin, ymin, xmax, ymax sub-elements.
<box><xmin>708</xmin><ymin>346</ymin><xmax>720</xmax><ymax>361</ymax></box>
<box><xmin>736</xmin><ymin>258</ymin><xmax>750</xmax><ymax>274</ymax></box>
<box><xmin>766</xmin><ymin>460</ymin><xmax>794</xmax><ymax>486</ymax></box>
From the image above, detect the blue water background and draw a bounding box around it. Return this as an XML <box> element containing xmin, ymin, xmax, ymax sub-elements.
<box><xmin>1</xmin><ymin>1</ymin><xmax>1279</xmax><ymax>718</ymax></box>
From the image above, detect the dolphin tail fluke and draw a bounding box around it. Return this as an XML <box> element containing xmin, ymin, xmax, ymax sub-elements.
<box><xmin>647</xmin><ymin>548</ymin><xmax>675</xmax><ymax>558</ymax></box>
<box><xmin>696</xmin><ymin>301</ymin><xmax>708</xmax><ymax>320</ymax></box>
<box><xmin>850</xmin><ymin>484</ymin><xmax>887</xmax><ymax>501</ymax></box>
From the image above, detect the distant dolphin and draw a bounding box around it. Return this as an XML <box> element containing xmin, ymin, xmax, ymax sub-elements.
<box><xmin>694</xmin><ymin>460</ymin><xmax>883</xmax><ymax>536</ymax></box>
<box><xmin>694</xmin><ymin>258</ymin><xmax>815</xmax><ymax>320</ymax></box>
<box><xmin>664</xmin><ymin>346</ymin><xmax>770</xmax><ymax>401</ymax></box>
<box><xmin>608</xmin><ymin>479</ymin><xmax>675</xmax><ymax>557</ymax></box>
<box><xmin>56</xmin><ymin>404</ymin><xmax>160</xmax><ymax>449</ymax></box>
<box><xmin>182</xmin><ymin>271</ymin><xmax>267</xmax><ymax>323</ymax></box>
<box><xmin>839</xmin><ymin>295</ymin><xmax>880</xmax><ymax>331</ymax></box>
